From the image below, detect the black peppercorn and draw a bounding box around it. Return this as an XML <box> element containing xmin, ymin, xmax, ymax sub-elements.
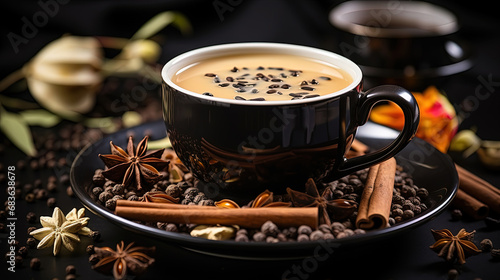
<box><xmin>90</xmin><ymin>231</ymin><xmax>101</xmax><ymax>241</ymax></box>
<box><xmin>17</xmin><ymin>246</ymin><xmax>28</xmax><ymax>257</ymax></box>
<box><xmin>86</xmin><ymin>245</ymin><xmax>95</xmax><ymax>255</ymax></box>
<box><xmin>26</xmin><ymin>237</ymin><xmax>37</xmax><ymax>248</ymax></box>
<box><xmin>297</xmin><ymin>234</ymin><xmax>310</xmax><ymax>242</ymax></box>
<box><xmin>165</xmin><ymin>223</ymin><xmax>178</xmax><ymax>232</ymax></box>
<box><xmin>65</xmin><ymin>265</ymin><xmax>76</xmax><ymax>275</ymax></box>
<box><xmin>36</xmin><ymin>189</ymin><xmax>48</xmax><ymax>200</ymax></box>
<box><xmin>480</xmin><ymin>239</ymin><xmax>493</xmax><ymax>252</ymax></box>
<box><xmin>112</xmin><ymin>184</ymin><xmax>124</xmax><ymax>195</ymax></box>
<box><xmin>165</xmin><ymin>184</ymin><xmax>182</xmax><ymax>198</ymax></box>
<box><xmin>92</xmin><ymin>187</ymin><xmax>103</xmax><ymax>197</ymax></box>
<box><xmin>99</xmin><ymin>191</ymin><xmax>113</xmax><ymax>203</ymax></box>
<box><xmin>252</xmin><ymin>232</ymin><xmax>266</xmax><ymax>242</ymax></box>
<box><xmin>26</xmin><ymin>212</ymin><xmax>36</xmax><ymax>223</ymax></box>
<box><xmin>448</xmin><ymin>268</ymin><xmax>459</xmax><ymax>280</ymax></box>
<box><xmin>297</xmin><ymin>225</ymin><xmax>312</xmax><ymax>236</ymax></box>
<box><xmin>25</xmin><ymin>193</ymin><xmax>35</xmax><ymax>203</ymax></box>
<box><xmin>402</xmin><ymin>209</ymin><xmax>414</xmax><ymax>220</ymax></box>
<box><xmin>392</xmin><ymin>208</ymin><xmax>404</xmax><ymax>217</ymax></box>
<box><xmin>310</xmin><ymin>230</ymin><xmax>324</xmax><ymax>241</ymax></box>
<box><xmin>92</xmin><ymin>173</ymin><xmax>106</xmax><ymax>186</ymax></box>
<box><xmin>66</xmin><ymin>186</ymin><xmax>74</xmax><ymax>197</ymax></box>
<box><xmin>46</xmin><ymin>182</ymin><xmax>57</xmax><ymax>192</ymax></box>
<box><xmin>184</xmin><ymin>187</ymin><xmax>199</xmax><ymax>197</ymax></box>
<box><xmin>261</xmin><ymin>221</ymin><xmax>279</xmax><ymax>237</ymax></box>
<box><xmin>47</xmin><ymin>197</ymin><xmax>57</xmax><ymax>208</ymax></box>
<box><xmin>451</xmin><ymin>209</ymin><xmax>462</xmax><ymax>221</ymax></box>
<box><xmin>235</xmin><ymin>234</ymin><xmax>249</xmax><ymax>242</ymax></box>
<box><xmin>30</xmin><ymin>257</ymin><xmax>41</xmax><ymax>270</ymax></box>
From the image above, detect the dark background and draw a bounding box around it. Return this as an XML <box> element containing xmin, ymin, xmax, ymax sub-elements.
<box><xmin>1</xmin><ymin>0</ymin><xmax>500</xmax><ymax>279</ymax></box>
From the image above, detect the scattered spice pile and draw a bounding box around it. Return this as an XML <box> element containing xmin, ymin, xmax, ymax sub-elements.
<box><xmin>89</xmin><ymin>135</ymin><xmax>432</xmax><ymax>242</ymax></box>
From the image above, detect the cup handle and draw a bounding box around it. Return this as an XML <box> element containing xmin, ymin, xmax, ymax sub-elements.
<box><xmin>337</xmin><ymin>85</ymin><xmax>420</xmax><ymax>176</ymax></box>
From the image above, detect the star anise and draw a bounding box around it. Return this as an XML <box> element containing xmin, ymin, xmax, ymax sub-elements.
<box><xmin>215</xmin><ymin>189</ymin><xmax>291</xmax><ymax>208</ymax></box>
<box><xmin>139</xmin><ymin>190</ymin><xmax>180</xmax><ymax>204</ymax></box>
<box><xmin>91</xmin><ymin>241</ymin><xmax>155</xmax><ymax>280</ymax></box>
<box><xmin>30</xmin><ymin>207</ymin><xmax>91</xmax><ymax>256</ymax></box>
<box><xmin>162</xmin><ymin>149</ymin><xmax>188</xmax><ymax>183</ymax></box>
<box><xmin>99</xmin><ymin>136</ymin><xmax>170</xmax><ymax>191</ymax></box>
<box><xmin>286</xmin><ymin>178</ymin><xmax>357</xmax><ymax>225</ymax></box>
<box><xmin>429</xmin><ymin>228</ymin><xmax>481</xmax><ymax>264</ymax></box>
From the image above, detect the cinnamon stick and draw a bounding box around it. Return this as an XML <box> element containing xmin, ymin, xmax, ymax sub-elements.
<box><xmin>456</xmin><ymin>164</ymin><xmax>500</xmax><ymax>214</ymax></box>
<box><xmin>452</xmin><ymin>189</ymin><xmax>489</xmax><ymax>220</ymax></box>
<box><xmin>115</xmin><ymin>203</ymin><xmax>318</xmax><ymax>229</ymax></box>
<box><xmin>356</xmin><ymin>164</ymin><xmax>379</xmax><ymax>228</ymax></box>
<box><xmin>456</xmin><ymin>164</ymin><xmax>500</xmax><ymax>196</ymax></box>
<box><xmin>356</xmin><ymin>157</ymin><xmax>397</xmax><ymax>229</ymax></box>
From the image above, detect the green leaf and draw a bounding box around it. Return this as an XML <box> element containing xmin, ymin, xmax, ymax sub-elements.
<box><xmin>83</xmin><ymin>117</ymin><xmax>120</xmax><ymax>134</ymax></box>
<box><xmin>131</xmin><ymin>11</ymin><xmax>192</xmax><ymax>40</ymax></box>
<box><xmin>0</xmin><ymin>109</ymin><xmax>37</xmax><ymax>156</ymax></box>
<box><xmin>19</xmin><ymin>109</ymin><xmax>61</xmax><ymax>128</ymax></box>
<box><xmin>147</xmin><ymin>136</ymin><xmax>172</xmax><ymax>150</ymax></box>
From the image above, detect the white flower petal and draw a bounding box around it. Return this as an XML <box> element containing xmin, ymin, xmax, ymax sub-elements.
<box><xmin>61</xmin><ymin>221</ymin><xmax>84</xmax><ymax>233</ymax></box>
<box><xmin>77</xmin><ymin>227</ymin><xmax>93</xmax><ymax>236</ymax></box>
<box><xmin>52</xmin><ymin>207</ymin><xmax>66</xmax><ymax>227</ymax></box>
<box><xmin>30</xmin><ymin>227</ymin><xmax>54</xmax><ymax>241</ymax></box>
<box><xmin>66</xmin><ymin>208</ymin><xmax>78</xmax><ymax>221</ymax></box>
<box><xmin>40</xmin><ymin>216</ymin><xmax>55</xmax><ymax>228</ymax></box>
<box><xmin>77</xmin><ymin>208</ymin><xmax>86</xmax><ymax>219</ymax></box>
<box><xmin>37</xmin><ymin>232</ymin><xmax>55</xmax><ymax>249</ymax></box>
<box><xmin>61</xmin><ymin>233</ymin><xmax>80</xmax><ymax>252</ymax></box>
<box><xmin>53</xmin><ymin>234</ymin><xmax>61</xmax><ymax>256</ymax></box>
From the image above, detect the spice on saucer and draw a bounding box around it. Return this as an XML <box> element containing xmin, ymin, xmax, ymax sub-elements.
<box><xmin>215</xmin><ymin>189</ymin><xmax>291</xmax><ymax>208</ymax></box>
<box><xmin>286</xmin><ymin>178</ymin><xmax>356</xmax><ymax>226</ymax></box>
<box><xmin>89</xmin><ymin>138</ymin><xmax>431</xmax><ymax>242</ymax></box>
<box><xmin>356</xmin><ymin>158</ymin><xmax>397</xmax><ymax>229</ymax></box>
<box><xmin>139</xmin><ymin>190</ymin><xmax>180</xmax><ymax>204</ymax></box>
<box><xmin>429</xmin><ymin>228</ymin><xmax>481</xmax><ymax>264</ymax></box>
<box><xmin>91</xmin><ymin>241</ymin><xmax>155</xmax><ymax>280</ymax></box>
<box><xmin>190</xmin><ymin>225</ymin><xmax>237</xmax><ymax>240</ymax></box>
<box><xmin>98</xmin><ymin>135</ymin><xmax>170</xmax><ymax>191</ymax></box>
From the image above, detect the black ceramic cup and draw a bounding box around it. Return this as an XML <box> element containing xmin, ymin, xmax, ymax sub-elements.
<box><xmin>328</xmin><ymin>1</ymin><xmax>472</xmax><ymax>90</ymax></box>
<box><xmin>162</xmin><ymin>43</ymin><xmax>419</xmax><ymax>199</ymax></box>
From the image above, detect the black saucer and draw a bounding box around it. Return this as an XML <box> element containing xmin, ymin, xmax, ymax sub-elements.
<box><xmin>70</xmin><ymin>120</ymin><xmax>458</xmax><ymax>260</ymax></box>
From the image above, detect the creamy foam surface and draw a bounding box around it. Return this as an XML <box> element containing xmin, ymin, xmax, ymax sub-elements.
<box><xmin>173</xmin><ymin>53</ymin><xmax>353</xmax><ymax>101</ymax></box>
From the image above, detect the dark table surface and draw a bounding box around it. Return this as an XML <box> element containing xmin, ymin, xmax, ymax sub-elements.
<box><xmin>1</xmin><ymin>0</ymin><xmax>500</xmax><ymax>279</ymax></box>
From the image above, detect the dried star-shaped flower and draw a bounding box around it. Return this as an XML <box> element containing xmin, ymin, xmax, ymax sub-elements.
<box><xmin>162</xmin><ymin>149</ymin><xmax>189</xmax><ymax>183</ymax></box>
<box><xmin>215</xmin><ymin>189</ymin><xmax>291</xmax><ymax>208</ymax></box>
<box><xmin>139</xmin><ymin>190</ymin><xmax>180</xmax><ymax>203</ymax></box>
<box><xmin>286</xmin><ymin>178</ymin><xmax>357</xmax><ymax>225</ymax></box>
<box><xmin>91</xmin><ymin>241</ymin><xmax>155</xmax><ymax>280</ymax></box>
<box><xmin>65</xmin><ymin>207</ymin><xmax>93</xmax><ymax>236</ymax></box>
<box><xmin>99</xmin><ymin>135</ymin><xmax>170</xmax><ymax>191</ymax></box>
<box><xmin>429</xmin><ymin>228</ymin><xmax>481</xmax><ymax>264</ymax></box>
<box><xmin>30</xmin><ymin>207</ymin><xmax>90</xmax><ymax>256</ymax></box>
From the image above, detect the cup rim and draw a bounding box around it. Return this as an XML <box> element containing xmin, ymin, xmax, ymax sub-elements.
<box><xmin>161</xmin><ymin>42</ymin><xmax>362</xmax><ymax>106</ymax></box>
